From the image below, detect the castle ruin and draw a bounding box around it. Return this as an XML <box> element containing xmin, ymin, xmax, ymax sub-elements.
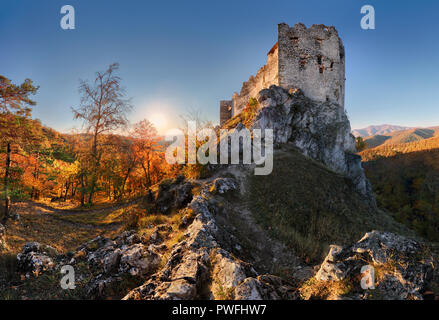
<box><xmin>220</xmin><ymin>22</ymin><xmax>346</xmax><ymax>125</ymax></box>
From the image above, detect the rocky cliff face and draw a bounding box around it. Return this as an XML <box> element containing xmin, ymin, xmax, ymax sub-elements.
<box><xmin>250</xmin><ymin>85</ymin><xmax>375</xmax><ymax>206</ymax></box>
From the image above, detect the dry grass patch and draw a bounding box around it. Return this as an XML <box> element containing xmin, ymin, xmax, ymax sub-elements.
<box><xmin>299</xmin><ymin>276</ymin><xmax>354</xmax><ymax>300</ymax></box>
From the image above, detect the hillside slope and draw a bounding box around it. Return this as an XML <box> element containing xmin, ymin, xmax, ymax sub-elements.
<box><xmin>247</xmin><ymin>145</ymin><xmax>412</xmax><ymax>263</ymax></box>
<box><xmin>360</xmin><ymin>134</ymin><xmax>439</xmax><ymax>161</ymax></box>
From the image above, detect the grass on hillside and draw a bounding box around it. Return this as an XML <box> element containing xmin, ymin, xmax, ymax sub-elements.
<box><xmin>51</xmin><ymin>207</ymin><xmax>126</xmax><ymax>226</ymax></box>
<box><xmin>247</xmin><ymin>144</ymin><xmax>413</xmax><ymax>263</ymax></box>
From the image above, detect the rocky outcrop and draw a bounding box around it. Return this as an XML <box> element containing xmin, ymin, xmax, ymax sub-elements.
<box><xmin>17</xmin><ymin>242</ymin><xmax>57</xmax><ymax>276</ymax></box>
<box><xmin>155</xmin><ymin>176</ymin><xmax>193</xmax><ymax>214</ymax></box>
<box><xmin>249</xmin><ymin>85</ymin><xmax>375</xmax><ymax>206</ymax></box>
<box><xmin>78</xmin><ymin>232</ymin><xmax>161</xmax><ymax>296</ymax></box>
<box><xmin>210</xmin><ymin>178</ymin><xmax>237</xmax><ymax>194</ymax></box>
<box><xmin>123</xmin><ymin>176</ymin><xmax>300</xmax><ymax>300</ymax></box>
<box><xmin>313</xmin><ymin>231</ymin><xmax>434</xmax><ymax>300</ymax></box>
<box><xmin>235</xmin><ymin>275</ymin><xmax>299</xmax><ymax>300</ymax></box>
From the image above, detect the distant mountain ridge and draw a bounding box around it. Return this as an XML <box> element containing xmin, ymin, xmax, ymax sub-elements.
<box><xmin>359</xmin><ymin>131</ymin><xmax>439</xmax><ymax>161</ymax></box>
<box><xmin>358</xmin><ymin>126</ymin><xmax>439</xmax><ymax>150</ymax></box>
<box><xmin>352</xmin><ymin>124</ymin><xmax>412</xmax><ymax>138</ymax></box>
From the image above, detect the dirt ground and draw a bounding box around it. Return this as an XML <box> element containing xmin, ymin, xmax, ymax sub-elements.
<box><xmin>2</xmin><ymin>200</ymin><xmax>137</xmax><ymax>254</ymax></box>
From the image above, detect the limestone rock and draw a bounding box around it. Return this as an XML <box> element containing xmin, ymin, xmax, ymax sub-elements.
<box><xmin>17</xmin><ymin>242</ymin><xmax>57</xmax><ymax>276</ymax></box>
<box><xmin>315</xmin><ymin>231</ymin><xmax>434</xmax><ymax>299</ymax></box>
<box><xmin>211</xmin><ymin>178</ymin><xmax>237</xmax><ymax>194</ymax></box>
<box><xmin>234</xmin><ymin>275</ymin><xmax>298</xmax><ymax>300</ymax></box>
<box><xmin>211</xmin><ymin>249</ymin><xmax>248</xmax><ymax>299</ymax></box>
<box><xmin>149</xmin><ymin>230</ymin><xmax>163</xmax><ymax>245</ymax></box>
<box><xmin>250</xmin><ymin>85</ymin><xmax>375</xmax><ymax>206</ymax></box>
<box><xmin>155</xmin><ymin>178</ymin><xmax>193</xmax><ymax>214</ymax></box>
<box><xmin>119</xmin><ymin>243</ymin><xmax>161</xmax><ymax>276</ymax></box>
<box><xmin>176</xmin><ymin>182</ymin><xmax>193</xmax><ymax>208</ymax></box>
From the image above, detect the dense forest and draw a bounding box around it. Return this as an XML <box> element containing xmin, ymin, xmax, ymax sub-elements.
<box><xmin>362</xmin><ymin>143</ymin><xmax>439</xmax><ymax>242</ymax></box>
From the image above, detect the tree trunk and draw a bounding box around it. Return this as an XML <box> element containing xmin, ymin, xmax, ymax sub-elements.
<box><xmin>3</xmin><ymin>143</ymin><xmax>11</xmax><ymax>224</ymax></box>
<box><xmin>64</xmin><ymin>181</ymin><xmax>70</xmax><ymax>201</ymax></box>
<box><xmin>147</xmin><ymin>157</ymin><xmax>151</xmax><ymax>186</ymax></box>
<box><xmin>88</xmin><ymin>175</ymin><xmax>95</xmax><ymax>205</ymax></box>
<box><xmin>87</xmin><ymin>126</ymin><xmax>100</xmax><ymax>206</ymax></box>
<box><xmin>72</xmin><ymin>182</ymin><xmax>77</xmax><ymax>197</ymax></box>
<box><xmin>80</xmin><ymin>173</ymin><xmax>85</xmax><ymax>207</ymax></box>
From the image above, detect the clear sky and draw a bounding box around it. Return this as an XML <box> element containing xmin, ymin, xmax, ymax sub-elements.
<box><xmin>1</xmin><ymin>0</ymin><xmax>438</xmax><ymax>133</ymax></box>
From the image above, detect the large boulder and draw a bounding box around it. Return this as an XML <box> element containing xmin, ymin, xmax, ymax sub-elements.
<box><xmin>175</xmin><ymin>182</ymin><xmax>193</xmax><ymax>208</ymax></box>
<box><xmin>155</xmin><ymin>178</ymin><xmax>194</xmax><ymax>214</ymax></box>
<box><xmin>119</xmin><ymin>243</ymin><xmax>161</xmax><ymax>276</ymax></box>
<box><xmin>314</xmin><ymin>231</ymin><xmax>434</xmax><ymax>300</ymax></box>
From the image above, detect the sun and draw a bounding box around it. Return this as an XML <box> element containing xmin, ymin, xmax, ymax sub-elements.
<box><xmin>149</xmin><ymin>113</ymin><xmax>168</xmax><ymax>133</ymax></box>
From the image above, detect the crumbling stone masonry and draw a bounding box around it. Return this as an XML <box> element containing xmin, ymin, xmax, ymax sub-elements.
<box><xmin>219</xmin><ymin>100</ymin><xmax>233</xmax><ymax>126</ymax></box>
<box><xmin>220</xmin><ymin>22</ymin><xmax>346</xmax><ymax>123</ymax></box>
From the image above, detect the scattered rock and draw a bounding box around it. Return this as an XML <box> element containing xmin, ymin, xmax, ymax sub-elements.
<box><xmin>155</xmin><ymin>178</ymin><xmax>194</xmax><ymax>214</ymax></box>
<box><xmin>156</xmin><ymin>224</ymin><xmax>172</xmax><ymax>232</ymax></box>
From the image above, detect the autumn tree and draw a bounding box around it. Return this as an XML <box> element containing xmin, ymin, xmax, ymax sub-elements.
<box><xmin>72</xmin><ymin>63</ymin><xmax>132</xmax><ymax>205</ymax></box>
<box><xmin>356</xmin><ymin>137</ymin><xmax>367</xmax><ymax>152</ymax></box>
<box><xmin>0</xmin><ymin>75</ymin><xmax>39</xmax><ymax>223</ymax></box>
<box><xmin>132</xmin><ymin>119</ymin><xmax>163</xmax><ymax>188</ymax></box>
<box><xmin>179</xmin><ymin>108</ymin><xmax>215</xmax><ymax>179</ymax></box>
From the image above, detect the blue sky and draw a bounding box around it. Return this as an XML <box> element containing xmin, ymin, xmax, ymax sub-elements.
<box><xmin>1</xmin><ymin>0</ymin><xmax>438</xmax><ymax>133</ymax></box>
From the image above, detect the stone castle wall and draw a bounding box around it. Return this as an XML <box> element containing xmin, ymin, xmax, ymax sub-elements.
<box><xmin>232</xmin><ymin>43</ymin><xmax>279</xmax><ymax>116</ymax></box>
<box><xmin>220</xmin><ymin>22</ymin><xmax>345</xmax><ymax>124</ymax></box>
<box><xmin>231</xmin><ymin>44</ymin><xmax>279</xmax><ymax>116</ymax></box>
<box><xmin>277</xmin><ymin>23</ymin><xmax>345</xmax><ymax>109</ymax></box>
<box><xmin>219</xmin><ymin>100</ymin><xmax>233</xmax><ymax>126</ymax></box>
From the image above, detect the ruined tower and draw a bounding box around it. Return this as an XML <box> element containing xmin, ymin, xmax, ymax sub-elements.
<box><xmin>220</xmin><ymin>22</ymin><xmax>345</xmax><ymax>123</ymax></box>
